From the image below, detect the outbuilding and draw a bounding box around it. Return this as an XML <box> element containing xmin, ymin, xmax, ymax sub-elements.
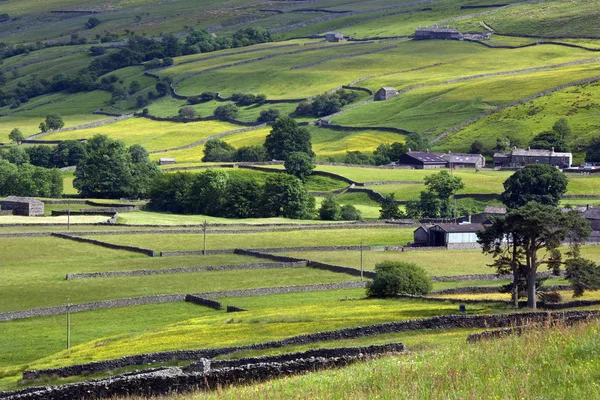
<box><xmin>441</xmin><ymin>152</ymin><xmax>485</xmax><ymax>169</ymax></box>
<box><xmin>397</xmin><ymin>151</ymin><xmax>447</xmax><ymax>169</ymax></box>
<box><xmin>414</xmin><ymin>26</ymin><xmax>462</xmax><ymax>40</ymax></box>
<box><xmin>374</xmin><ymin>87</ymin><xmax>397</xmax><ymax>101</ymax></box>
<box><xmin>427</xmin><ymin>223</ymin><xmax>484</xmax><ymax>249</ymax></box>
<box><xmin>326</xmin><ymin>32</ymin><xmax>345</xmax><ymax>42</ymax></box>
<box><xmin>159</xmin><ymin>158</ymin><xmax>176</xmax><ymax>166</ymax></box>
<box><xmin>0</xmin><ymin>196</ymin><xmax>45</xmax><ymax>216</ymax></box>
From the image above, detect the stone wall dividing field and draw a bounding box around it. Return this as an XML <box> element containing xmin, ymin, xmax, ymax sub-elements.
<box><xmin>65</xmin><ymin>261</ymin><xmax>308</xmax><ymax>280</ymax></box>
<box><xmin>0</xmin><ymin>295</ymin><xmax>185</xmax><ymax>322</ymax></box>
<box><xmin>18</xmin><ymin>310</ymin><xmax>600</xmax><ymax>384</ymax></box>
<box><xmin>196</xmin><ymin>281</ymin><xmax>369</xmax><ymax>300</ymax></box>
<box><xmin>185</xmin><ymin>295</ymin><xmax>223</xmax><ymax>310</ymax></box>
<box><xmin>51</xmin><ymin>233</ymin><xmax>156</xmax><ymax>256</ymax></box>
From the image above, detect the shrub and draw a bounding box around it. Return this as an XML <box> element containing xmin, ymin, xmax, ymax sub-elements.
<box><xmin>214</xmin><ymin>104</ymin><xmax>239</xmax><ymax>120</ymax></box>
<box><xmin>341</xmin><ymin>204</ymin><xmax>362</xmax><ymax>221</ymax></box>
<box><xmin>200</xmin><ymin>91</ymin><xmax>217</xmax><ymax>102</ymax></box>
<box><xmin>257</xmin><ymin>108</ymin><xmax>280</xmax><ymax>123</ymax></box>
<box><xmin>366</xmin><ymin>261</ymin><xmax>432</xmax><ymax>298</ymax></box>
<box><xmin>85</xmin><ymin>17</ymin><xmax>100</xmax><ymax>29</ymax></box>
<box><xmin>178</xmin><ymin>106</ymin><xmax>197</xmax><ymax>119</ymax></box>
<box><xmin>319</xmin><ymin>194</ymin><xmax>341</xmax><ymax>220</ymax></box>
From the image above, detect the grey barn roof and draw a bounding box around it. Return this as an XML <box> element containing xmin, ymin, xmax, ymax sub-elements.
<box><xmin>440</xmin><ymin>153</ymin><xmax>483</xmax><ymax>164</ymax></box>
<box><xmin>2</xmin><ymin>196</ymin><xmax>44</xmax><ymax>205</ymax></box>
<box><xmin>404</xmin><ymin>152</ymin><xmax>447</xmax><ymax>164</ymax></box>
<box><xmin>512</xmin><ymin>148</ymin><xmax>571</xmax><ymax>157</ymax></box>
<box><xmin>416</xmin><ymin>26</ymin><xmax>460</xmax><ymax>33</ymax></box>
<box><xmin>484</xmin><ymin>206</ymin><xmax>507</xmax><ymax>215</ymax></box>
<box><xmin>433</xmin><ymin>223</ymin><xmax>485</xmax><ymax>233</ymax></box>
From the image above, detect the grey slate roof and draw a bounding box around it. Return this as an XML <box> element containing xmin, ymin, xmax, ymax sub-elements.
<box><xmin>1</xmin><ymin>196</ymin><xmax>44</xmax><ymax>205</ymax></box>
<box><xmin>440</xmin><ymin>153</ymin><xmax>483</xmax><ymax>164</ymax></box>
<box><xmin>484</xmin><ymin>206</ymin><xmax>507</xmax><ymax>215</ymax></box>
<box><xmin>512</xmin><ymin>148</ymin><xmax>571</xmax><ymax>157</ymax></box>
<box><xmin>416</xmin><ymin>26</ymin><xmax>460</xmax><ymax>33</ymax></box>
<box><xmin>433</xmin><ymin>223</ymin><xmax>485</xmax><ymax>233</ymax></box>
<box><xmin>404</xmin><ymin>152</ymin><xmax>447</xmax><ymax>164</ymax></box>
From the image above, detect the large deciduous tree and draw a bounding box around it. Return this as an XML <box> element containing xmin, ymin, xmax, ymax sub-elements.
<box><xmin>261</xmin><ymin>174</ymin><xmax>315</xmax><ymax>219</ymax></box>
<box><xmin>284</xmin><ymin>151</ymin><xmax>315</xmax><ymax>181</ymax></box>
<box><xmin>501</xmin><ymin>164</ymin><xmax>568</xmax><ymax>209</ymax></box>
<box><xmin>264</xmin><ymin>117</ymin><xmax>313</xmax><ymax>161</ymax></box>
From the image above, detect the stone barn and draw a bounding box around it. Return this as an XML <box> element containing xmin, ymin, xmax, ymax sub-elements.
<box><xmin>326</xmin><ymin>32</ymin><xmax>345</xmax><ymax>42</ymax></box>
<box><xmin>397</xmin><ymin>151</ymin><xmax>447</xmax><ymax>169</ymax></box>
<box><xmin>414</xmin><ymin>26</ymin><xmax>462</xmax><ymax>40</ymax></box>
<box><xmin>0</xmin><ymin>196</ymin><xmax>45</xmax><ymax>216</ymax></box>
<box><xmin>159</xmin><ymin>158</ymin><xmax>176</xmax><ymax>166</ymax></box>
<box><xmin>374</xmin><ymin>87</ymin><xmax>397</xmax><ymax>101</ymax></box>
<box><xmin>441</xmin><ymin>152</ymin><xmax>486</xmax><ymax>169</ymax></box>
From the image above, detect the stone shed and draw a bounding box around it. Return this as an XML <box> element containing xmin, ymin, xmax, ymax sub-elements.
<box><xmin>374</xmin><ymin>87</ymin><xmax>397</xmax><ymax>101</ymax></box>
<box><xmin>0</xmin><ymin>196</ymin><xmax>45</xmax><ymax>216</ymax></box>
<box><xmin>326</xmin><ymin>32</ymin><xmax>345</xmax><ymax>42</ymax></box>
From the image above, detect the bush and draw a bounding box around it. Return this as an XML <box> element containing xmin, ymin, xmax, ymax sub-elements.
<box><xmin>214</xmin><ymin>104</ymin><xmax>239</xmax><ymax>120</ymax></box>
<box><xmin>319</xmin><ymin>194</ymin><xmax>341</xmax><ymax>220</ymax></box>
<box><xmin>200</xmin><ymin>91</ymin><xmax>217</xmax><ymax>102</ymax></box>
<box><xmin>178</xmin><ymin>106</ymin><xmax>197</xmax><ymax>119</ymax></box>
<box><xmin>341</xmin><ymin>204</ymin><xmax>362</xmax><ymax>221</ymax></box>
<box><xmin>257</xmin><ymin>108</ymin><xmax>280</xmax><ymax>123</ymax></box>
<box><xmin>366</xmin><ymin>261</ymin><xmax>432</xmax><ymax>298</ymax></box>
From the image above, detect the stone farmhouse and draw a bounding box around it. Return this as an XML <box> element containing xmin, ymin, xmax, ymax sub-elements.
<box><xmin>413</xmin><ymin>223</ymin><xmax>485</xmax><ymax>249</ymax></box>
<box><xmin>493</xmin><ymin>147</ymin><xmax>572</xmax><ymax>168</ymax></box>
<box><xmin>374</xmin><ymin>87</ymin><xmax>397</xmax><ymax>101</ymax></box>
<box><xmin>0</xmin><ymin>196</ymin><xmax>44</xmax><ymax>216</ymax></box>
<box><xmin>326</xmin><ymin>32</ymin><xmax>345</xmax><ymax>42</ymax></box>
<box><xmin>414</xmin><ymin>26</ymin><xmax>462</xmax><ymax>40</ymax></box>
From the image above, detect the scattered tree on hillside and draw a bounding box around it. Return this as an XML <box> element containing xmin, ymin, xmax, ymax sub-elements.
<box><xmin>233</xmin><ymin>145</ymin><xmax>267</xmax><ymax>162</ymax></box>
<box><xmin>214</xmin><ymin>104</ymin><xmax>239</xmax><ymax>120</ymax></box>
<box><xmin>202</xmin><ymin>139</ymin><xmax>235</xmax><ymax>162</ymax></box>
<box><xmin>341</xmin><ymin>204</ymin><xmax>362</xmax><ymax>221</ymax></box>
<box><xmin>405</xmin><ymin>132</ymin><xmax>429</xmax><ymax>152</ymax></box>
<box><xmin>373</xmin><ymin>142</ymin><xmax>407</xmax><ymax>164</ymax></box>
<box><xmin>470</xmin><ymin>140</ymin><xmax>485</xmax><ymax>154</ymax></box>
<box><xmin>178</xmin><ymin>106</ymin><xmax>197</xmax><ymax>119</ymax></box>
<box><xmin>155</xmin><ymin>81</ymin><xmax>169</xmax><ymax>97</ymax></box>
<box><xmin>264</xmin><ymin>117</ymin><xmax>313</xmax><ymax>161</ymax></box>
<box><xmin>585</xmin><ymin>137</ymin><xmax>600</xmax><ymax>162</ymax></box>
<box><xmin>85</xmin><ymin>17</ymin><xmax>100</xmax><ymax>29</ymax></box>
<box><xmin>257</xmin><ymin>108</ymin><xmax>280</xmax><ymax>123</ymax></box>
<box><xmin>553</xmin><ymin>118</ymin><xmax>571</xmax><ymax>140</ymax></box>
<box><xmin>45</xmin><ymin>114</ymin><xmax>64</xmax><ymax>130</ymax></box>
<box><xmin>565</xmin><ymin>257</ymin><xmax>600</xmax><ymax>297</ymax></box>
<box><xmin>183</xmin><ymin>169</ymin><xmax>230</xmax><ymax>215</ymax></box>
<box><xmin>501</xmin><ymin>164</ymin><xmax>568</xmax><ymax>209</ymax></box>
<box><xmin>8</xmin><ymin>128</ymin><xmax>23</xmax><ymax>144</ymax></box>
<box><xmin>284</xmin><ymin>151</ymin><xmax>315</xmax><ymax>181</ymax></box>
<box><xmin>529</xmin><ymin>131</ymin><xmax>568</xmax><ymax>152</ymax></box>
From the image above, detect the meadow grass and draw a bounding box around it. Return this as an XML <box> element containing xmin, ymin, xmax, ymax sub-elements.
<box><xmin>333</xmin><ymin>63</ymin><xmax>600</xmax><ymax>136</ymax></box>
<box><xmin>143</xmin><ymin>319</ymin><xmax>600</xmax><ymax>400</ymax></box>
<box><xmin>24</xmin><ymin>296</ymin><xmax>502</xmax><ymax>372</ymax></box>
<box><xmin>44</xmin><ymin>118</ymin><xmax>240</xmax><ymax>151</ymax></box>
<box><xmin>89</xmin><ymin>227</ymin><xmax>415</xmax><ymax>251</ymax></box>
<box><xmin>442</xmin><ymin>81</ymin><xmax>600</xmax><ymax>152</ymax></box>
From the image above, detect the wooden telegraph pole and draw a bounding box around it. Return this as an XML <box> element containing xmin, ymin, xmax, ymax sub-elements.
<box><xmin>203</xmin><ymin>219</ymin><xmax>207</xmax><ymax>255</ymax></box>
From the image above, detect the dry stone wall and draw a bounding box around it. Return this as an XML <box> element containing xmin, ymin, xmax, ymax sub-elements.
<box><xmin>51</xmin><ymin>233</ymin><xmax>156</xmax><ymax>256</ymax></box>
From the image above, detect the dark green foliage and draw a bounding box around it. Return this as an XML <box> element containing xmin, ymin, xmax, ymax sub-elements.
<box><xmin>128</xmin><ymin>80</ymin><xmax>140</xmax><ymax>94</ymax></box>
<box><xmin>264</xmin><ymin>117</ymin><xmax>313</xmax><ymax>161</ymax></box>
<box><xmin>529</xmin><ymin>131</ymin><xmax>568</xmax><ymax>152</ymax></box>
<box><xmin>424</xmin><ymin>170</ymin><xmax>464</xmax><ymax>217</ymax></box>
<box><xmin>565</xmin><ymin>258</ymin><xmax>600</xmax><ymax>297</ymax></box>
<box><xmin>200</xmin><ymin>92</ymin><xmax>217</xmax><ymax>102</ymax></box>
<box><xmin>553</xmin><ymin>118</ymin><xmax>571</xmax><ymax>139</ymax></box>
<box><xmin>284</xmin><ymin>152</ymin><xmax>315</xmax><ymax>181</ymax></box>
<box><xmin>470</xmin><ymin>140</ymin><xmax>485</xmax><ymax>154</ymax></box>
<box><xmin>25</xmin><ymin>146</ymin><xmax>54</xmax><ymax>168</ymax></box>
<box><xmin>501</xmin><ymin>164</ymin><xmax>568</xmax><ymax>209</ymax></box>
<box><xmin>214</xmin><ymin>104</ymin><xmax>239</xmax><ymax>120</ymax></box>
<box><xmin>8</xmin><ymin>128</ymin><xmax>23</xmax><ymax>144</ymax></box>
<box><xmin>202</xmin><ymin>139</ymin><xmax>235</xmax><ymax>162</ymax></box>
<box><xmin>0</xmin><ymin>160</ymin><xmax>62</xmax><ymax>198</ymax></box>
<box><xmin>234</xmin><ymin>145</ymin><xmax>267</xmax><ymax>162</ymax></box>
<box><xmin>53</xmin><ymin>140</ymin><xmax>88</xmax><ymax>168</ymax></box>
<box><xmin>182</xmin><ymin>26</ymin><xmax>271</xmax><ymax>55</ymax></box>
<box><xmin>147</xmin><ymin>172</ymin><xmax>194</xmax><ymax>214</ymax></box>
<box><xmin>585</xmin><ymin>137</ymin><xmax>600</xmax><ymax>162</ymax></box>
<box><xmin>39</xmin><ymin>122</ymin><xmax>48</xmax><ymax>133</ymax></box>
<box><xmin>1</xmin><ymin>146</ymin><xmax>29</xmax><ymax>165</ymax></box>
<box><xmin>85</xmin><ymin>17</ymin><xmax>100</xmax><ymax>29</ymax></box>
<box><xmin>373</xmin><ymin>142</ymin><xmax>407</xmax><ymax>165</ymax></box>
<box><xmin>231</xmin><ymin>93</ymin><xmax>266</xmax><ymax>107</ymax></box>
<box><xmin>74</xmin><ymin>135</ymin><xmax>159</xmax><ymax>198</ymax></box>
<box><xmin>183</xmin><ymin>169</ymin><xmax>229</xmax><ymax>215</ymax></box>
<box><xmin>257</xmin><ymin>108</ymin><xmax>280</xmax><ymax>123</ymax></box>
<box><xmin>45</xmin><ymin>114</ymin><xmax>64</xmax><ymax>130</ymax></box>
<box><xmin>297</xmin><ymin>89</ymin><xmax>360</xmax><ymax>118</ymax></box>
<box><xmin>405</xmin><ymin>132</ymin><xmax>429</xmax><ymax>152</ymax></box>
<box><xmin>178</xmin><ymin>106</ymin><xmax>197</xmax><ymax>119</ymax></box>
<box><xmin>405</xmin><ymin>191</ymin><xmax>444</xmax><ymax>219</ymax></box>
<box><xmin>366</xmin><ymin>261</ymin><xmax>432</xmax><ymax>298</ymax></box>
<box><xmin>0</xmin><ymin>14</ymin><xmax>9</xmax><ymax>23</ymax></box>
<box><xmin>341</xmin><ymin>204</ymin><xmax>362</xmax><ymax>221</ymax></box>
<box><xmin>344</xmin><ymin>151</ymin><xmax>374</xmax><ymax>165</ymax></box>
<box><xmin>155</xmin><ymin>81</ymin><xmax>169</xmax><ymax>97</ymax></box>
<box><xmin>319</xmin><ymin>194</ymin><xmax>341</xmax><ymax>220</ymax></box>
<box><xmin>379</xmin><ymin>193</ymin><xmax>403</xmax><ymax>219</ymax></box>
<box><xmin>224</xmin><ymin>177</ymin><xmax>262</xmax><ymax>218</ymax></box>
<box><xmin>89</xmin><ymin>46</ymin><xmax>106</xmax><ymax>56</ymax></box>
<box><xmin>261</xmin><ymin>174</ymin><xmax>315</xmax><ymax>219</ymax></box>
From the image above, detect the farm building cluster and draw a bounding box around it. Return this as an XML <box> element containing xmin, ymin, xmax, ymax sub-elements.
<box><xmin>396</xmin><ymin>151</ymin><xmax>486</xmax><ymax>169</ymax></box>
<box><xmin>493</xmin><ymin>147</ymin><xmax>573</xmax><ymax>168</ymax></box>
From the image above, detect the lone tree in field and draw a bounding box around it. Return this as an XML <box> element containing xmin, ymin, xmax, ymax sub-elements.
<box><xmin>319</xmin><ymin>194</ymin><xmax>341</xmax><ymax>221</ymax></box>
<box><xmin>8</xmin><ymin>128</ymin><xmax>23</xmax><ymax>144</ymax></box>
<box><xmin>501</xmin><ymin>164</ymin><xmax>567</xmax><ymax>209</ymax></box>
<box><xmin>478</xmin><ymin>203</ymin><xmax>590</xmax><ymax>309</ymax></box>
<box><xmin>45</xmin><ymin>114</ymin><xmax>64</xmax><ymax>130</ymax></box>
<box><xmin>553</xmin><ymin>117</ymin><xmax>571</xmax><ymax>140</ymax></box>
<box><xmin>379</xmin><ymin>193</ymin><xmax>404</xmax><ymax>219</ymax></box>
<box><xmin>264</xmin><ymin>116</ymin><xmax>313</xmax><ymax>161</ymax></box>
<box><xmin>366</xmin><ymin>261</ymin><xmax>432</xmax><ymax>298</ymax></box>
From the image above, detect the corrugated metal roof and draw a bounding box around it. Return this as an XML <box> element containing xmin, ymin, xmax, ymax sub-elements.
<box><xmin>433</xmin><ymin>223</ymin><xmax>485</xmax><ymax>233</ymax></box>
<box><xmin>404</xmin><ymin>152</ymin><xmax>447</xmax><ymax>164</ymax></box>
